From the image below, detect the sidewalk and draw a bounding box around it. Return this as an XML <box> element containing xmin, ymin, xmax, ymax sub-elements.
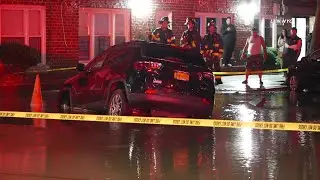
<box><xmin>1</xmin><ymin>68</ymin><xmax>287</xmax><ymax>93</ymax></box>
<box><xmin>215</xmin><ymin>73</ymin><xmax>287</xmax><ymax>93</ymax></box>
<box><xmin>0</xmin><ymin>69</ymin><xmax>77</xmax><ymax>91</ymax></box>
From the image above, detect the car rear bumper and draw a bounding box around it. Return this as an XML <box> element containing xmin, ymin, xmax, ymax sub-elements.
<box><xmin>127</xmin><ymin>93</ymin><xmax>214</xmax><ymax>117</ymax></box>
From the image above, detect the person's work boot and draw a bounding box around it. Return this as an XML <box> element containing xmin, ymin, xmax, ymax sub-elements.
<box><xmin>260</xmin><ymin>80</ymin><xmax>263</xmax><ymax>85</ymax></box>
<box><xmin>216</xmin><ymin>79</ymin><xmax>223</xmax><ymax>85</ymax></box>
<box><xmin>242</xmin><ymin>80</ymin><xmax>248</xmax><ymax>84</ymax></box>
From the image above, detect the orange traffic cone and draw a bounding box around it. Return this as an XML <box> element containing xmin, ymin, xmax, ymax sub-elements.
<box><xmin>30</xmin><ymin>74</ymin><xmax>46</xmax><ymax>128</ymax></box>
<box><xmin>31</xmin><ymin>74</ymin><xmax>43</xmax><ymax>107</ymax></box>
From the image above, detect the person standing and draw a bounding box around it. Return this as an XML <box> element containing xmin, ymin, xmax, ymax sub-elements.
<box><xmin>150</xmin><ymin>16</ymin><xmax>175</xmax><ymax>45</ymax></box>
<box><xmin>283</xmin><ymin>27</ymin><xmax>302</xmax><ymax>83</ymax></box>
<box><xmin>278</xmin><ymin>28</ymin><xmax>288</xmax><ymax>69</ymax></box>
<box><xmin>180</xmin><ymin>17</ymin><xmax>202</xmax><ymax>51</ymax></box>
<box><xmin>241</xmin><ymin>28</ymin><xmax>267</xmax><ymax>85</ymax></box>
<box><xmin>221</xmin><ymin>17</ymin><xmax>236</xmax><ymax>67</ymax></box>
<box><xmin>201</xmin><ymin>20</ymin><xmax>224</xmax><ymax>84</ymax></box>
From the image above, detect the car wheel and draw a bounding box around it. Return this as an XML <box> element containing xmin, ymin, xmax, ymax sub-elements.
<box><xmin>58</xmin><ymin>91</ymin><xmax>71</xmax><ymax>114</ymax></box>
<box><xmin>107</xmin><ymin>89</ymin><xmax>129</xmax><ymax>116</ymax></box>
<box><xmin>289</xmin><ymin>75</ymin><xmax>301</xmax><ymax>92</ymax></box>
<box><xmin>58</xmin><ymin>91</ymin><xmax>73</xmax><ymax>125</ymax></box>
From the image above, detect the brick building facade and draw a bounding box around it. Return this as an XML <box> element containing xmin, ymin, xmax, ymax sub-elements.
<box><xmin>0</xmin><ymin>0</ymin><xmax>279</xmax><ymax>68</ymax></box>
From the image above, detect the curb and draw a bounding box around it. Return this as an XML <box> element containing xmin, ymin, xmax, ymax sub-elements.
<box><xmin>216</xmin><ymin>87</ymin><xmax>287</xmax><ymax>93</ymax></box>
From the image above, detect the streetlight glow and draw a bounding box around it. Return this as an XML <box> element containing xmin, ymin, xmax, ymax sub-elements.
<box><xmin>128</xmin><ymin>0</ymin><xmax>152</xmax><ymax>18</ymax></box>
<box><xmin>237</xmin><ymin>2</ymin><xmax>260</xmax><ymax>25</ymax></box>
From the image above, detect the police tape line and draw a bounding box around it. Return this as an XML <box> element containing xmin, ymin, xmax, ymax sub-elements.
<box><xmin>22</xmin><ymin>66</ymin><xmax>287</xmax><ymax>76</ymax></box>
<box><xmin>212</xmin><ymin>68</ymin><xmax>288</xmax><ymax>76</ymax></box>
<box><xmin>0</xmin><ymin>111</ymin><xmax>320</xmax><ymax>132</ymax></box>
<box><xmin>23</xmin><ymin>67</ymin><xmax>77</xmax><ymax>74</ymax></box>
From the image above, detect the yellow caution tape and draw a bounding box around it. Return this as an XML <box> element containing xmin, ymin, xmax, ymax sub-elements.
<box><xmin>20</xmin><ymin>66</ymin><xmax>287</xmax><ymax>75</ymax></box>
<box><xmin>45</xmin><ymin>67</ymin><xmax>76</xmax><ymax>72</ymax></box>
<box><xmin>1</xmin><ymin>111</ymin><xmax>320</xmax><ymax>132</ymax></box>
<box><xmin>213</xmin><ymin>68</ymin><xmax>288</xmax><ymax>76</ymax></box>
<box><xmin>18</xmin><ymin>67</ymin><xmax>77</xmax><ymax>74</ymax></box>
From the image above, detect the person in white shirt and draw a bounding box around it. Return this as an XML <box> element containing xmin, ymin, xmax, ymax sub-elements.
<box><xmin>277</xmin><ymin>28</ymin><xmax>288</xmax><ymax>69</ymax></box>
<box><xmin>241</xmin><ymin>28</ymin><xmax>267</xmax><ymax>85</ymax></box>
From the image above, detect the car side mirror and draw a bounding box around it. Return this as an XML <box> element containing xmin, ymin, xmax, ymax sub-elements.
<box><xmin>76</xmin><ymin>63</ymin><xmax>85</xmax><ymax>72</ymax></box>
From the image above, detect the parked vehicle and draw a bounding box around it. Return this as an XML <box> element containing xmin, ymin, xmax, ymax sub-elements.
<box><xmin>288</xmin><ymin>49</ymin><xmax>320</xmax><ymax>93</ymax></box>
<box><xmin>58</xmin><ymin>41</ymin><xmax>215</xmax><ymax>118</ymax></box>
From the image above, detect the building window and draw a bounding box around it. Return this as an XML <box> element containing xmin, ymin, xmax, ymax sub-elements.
<box><xmin>254</xmin><ymin>18</ymin><xmax>260</xmax><ymax>32</ymax></box>
<box><xmin>264</xmin><ymin>19</ymin><xmax>272</xmax><ymax>47</ymax></box>
<box><xmin>79</xmin><ymin>8</ymin><xmax>130</xmax><ymax>62</ymax></box>
<box><xmin>195</xmin><ymin>12</ymin><xmax>234</xmax><ymax>36</ymax></box>
<box><xmin>0</xmin><ymin>5</ymin><xmax>46</xmax><ymax>64</ymax></box>
<box><xmin>255</xmin><ymin>16</ymin><xmax>278</xmax><ymax>48</ymax></box>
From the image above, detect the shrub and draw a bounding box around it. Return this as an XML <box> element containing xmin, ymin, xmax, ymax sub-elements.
<box><xmin>0</xmin><ymin>43</ymin><xmax>40</xmax><ymax>70</ymax></box>
<box><xmin>239</xmin><ymin>47</ymin><xmax>281</xmax><ymax>70</ymax></box>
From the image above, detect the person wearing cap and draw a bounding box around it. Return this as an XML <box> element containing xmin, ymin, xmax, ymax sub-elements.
<box><xmin>201</xmin><ymin>20</ymin><xmax>224</xmax><ymax>84</ymax></box>
<box><xmin>241</xmin><ymin>28</ymin><xmax>267</xmax><ymax>85</ymax></box>
<box><xmin>282</xmin><ymin>27</ymin><xmax>302</xmax><ymax>84</ymax></box>
<box><xmin>180</xmin><ymin>17</ymin><xmax>201</xmax><ymax>50</ymax></box>
<box><xmin>150</xmin><ymin>16</ymin><xmax>175</xmax><ymax>45</ymax></box>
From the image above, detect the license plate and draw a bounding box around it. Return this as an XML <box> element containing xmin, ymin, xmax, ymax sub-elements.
<box><xmin>174</xmin><ymin>71</ymin><xmax>189</xmax><ymax>81</ymax></box>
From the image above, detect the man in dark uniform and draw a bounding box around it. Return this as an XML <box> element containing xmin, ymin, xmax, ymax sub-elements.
<box><xmin>201</xmin><ymin>21</ymin><xmax>224</xmax><ymax>84</ymax></box>
<box><xmin>180</xmin><ymin>17</ymin><xmax>202</xmax><ymax>51</ymax></box>
<box><xmin>221</xmin><ymin>17</ymin><xmax>236</xmax><ymax>67</ymax></box>
<box><xmin>283</xmin><ymin>27</ymin><xmax>302</xmax><ymax>84</ymax></box>
<box><xmin>150</xmin><ymin>16</ymin><xmax>175</xmax><ymax>45</ymax></box>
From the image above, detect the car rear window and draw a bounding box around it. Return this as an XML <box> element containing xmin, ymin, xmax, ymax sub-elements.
<box><xmin>144</xmin><ymin>44</ymin><xmax>206</xmax><ymax>67</ymax></box>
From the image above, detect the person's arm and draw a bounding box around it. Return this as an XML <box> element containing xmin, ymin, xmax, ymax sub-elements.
<box><xmin>260</xmin><ymin>36</ymin><xmax>267</xmax><ymax>60</ymax></box>
<box><xmin>201</xmin><ymin>35</ymin><xmax>207</xmax><ymax>50</ymax></box>
<box><xmin>180</xmin><ymin>32</ymin><xmax>185</xmax><ymax>46</ymax></box>
<box><xmin>167</xmin><ymin>30</ymin><xmax>176</xmax><ymax>45</ymax></box>
<box><xmin>221</xmin><ymin>25</ymin><xmax>228</xmax><ymax>35</ymax></box>
<box><xmin>241</xmin><ymin>38</ymin><xmax>249</xmax><ymax>59</ymax></box>
<box><xmin>200</xmin><ymin>36</ymin><xmax>206</xmax><ymax>56</ymax></box>
<box><xmin>277</xmin><ymin>37</ymin><xmax>283</xmax><ymax>47</ymax></box>
<box><xmin>296</xmin><ymin>39</ymin><xmax>302</xmax><ymax>58</ymax></box>
<box><xmin>230</xmin><ymin>25</ymin><xmax>236</xmax><ymax>33</ymax></box>
<box><xmin>151</xmin><ymin>29</ymin><xmax>160</xmax><ymax>42</ymax></box>
<box><xmin>195</xmin><ymin>33</ymin><xmax>202</xmax><ymax>49</ymax></box>
<box><xmin>180</xmin><ymin>31</ymin><xmax>190</xmax><ymax>48</ymax></box>
<box><xmin>217</xmin><ymin>36</ymin><xmax>224</xmax><ymax>58</ymax></box>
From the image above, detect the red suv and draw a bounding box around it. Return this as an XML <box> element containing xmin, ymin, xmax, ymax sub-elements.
<box><xmin>58</xmin><ymin>41</ymin><xmax>215</xmax><ymax>118</ymax></box>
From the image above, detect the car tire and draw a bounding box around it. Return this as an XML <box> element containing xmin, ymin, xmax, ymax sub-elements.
<box><xmin>58</xmin><ymin>91</ymin><xmax>74</xmax><ymax>125</ymax></box>
<box><xmin>58</xmin><ymin>91</ymin><xmax>71</xmax><ymax>114</ymax></box>
<box><xmin>289</xmin><ymin>75</ymin><xmax>302</xmax><ymax>92</ymax></box>
<box><xmin>107</xmin><ymin>89</ymin><xmax>130</xmax><ymax>116</ymax></box>
<box><xmin>198</xmin><ymin>106</ymin><xmax>213</xmax><ymax>119</ymax></box>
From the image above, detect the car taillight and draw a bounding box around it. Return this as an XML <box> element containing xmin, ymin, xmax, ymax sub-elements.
<box><xmin>134</xmin><ymin>61</ymin><xmax>162</xmax><ymax>71</ymax></box>
<box><xmin>204</xmin><ymin>72</ymin><xmax>214</xmax><ymax>80</ymax></box>
<box><xmin>198</xmin><ymin>72</ymin><xmax>214</xmax><ymax>80</ymax></box>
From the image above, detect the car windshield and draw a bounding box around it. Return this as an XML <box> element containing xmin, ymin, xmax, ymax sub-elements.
<box><xmin>144</xmin><ymin>44</ymin><xmax>207</xmax><ymax>67</ymax></box>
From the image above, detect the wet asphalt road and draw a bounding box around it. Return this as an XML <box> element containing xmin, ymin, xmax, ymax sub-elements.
<box><xmin>1</xmin><ymin>77</ymin><xmax>320</xmax><ymax>179</ymax></box>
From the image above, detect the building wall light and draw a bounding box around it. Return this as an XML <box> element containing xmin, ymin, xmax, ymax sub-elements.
<box><xmin>237</xmin><ymin>2</ymin><xmax>260</xmax><ymax>25</ymax></box>
<box><xmin>128</xmin><ymin>0</ymin><xmax>152</xmax><ymax>18</ymax></box>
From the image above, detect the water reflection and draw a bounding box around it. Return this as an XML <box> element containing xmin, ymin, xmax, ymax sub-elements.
<box><xmin>1</xmin><ymin>90</ymin><xmax>320</xmax><ymax>179</ymax></box>
<box><xmin>0</xmin><ymin>123</ymin><xmax>320</xmax><ymax>179</ymax></box>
